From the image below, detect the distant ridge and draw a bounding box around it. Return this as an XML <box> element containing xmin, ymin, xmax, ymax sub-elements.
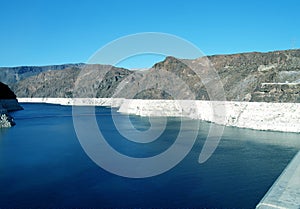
<box><xmin>2</xmin><ymin>49</ymin><xmax>300</xmax><ymax>103</ymax></box>
<box><xmin>0</xmin><ymin>63</ymin><xmax>85</xmax><ymax>84</ymax></box>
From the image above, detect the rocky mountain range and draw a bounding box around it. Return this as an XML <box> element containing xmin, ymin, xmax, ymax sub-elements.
<box><xmin>0</xmin><ymin>63</ymin><xmax>85</xmax><ymax>84</ymax></box>
<box><xmin>2</xmin><ymin>49</ymin><xmax>300</xmax><ymax>103</ymax></box>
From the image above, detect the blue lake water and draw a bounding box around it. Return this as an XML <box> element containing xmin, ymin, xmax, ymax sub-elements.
<box><xmin>0</xmin><ymin>103</ymin><xmax>299</xmax><ymax>208</ymax></box>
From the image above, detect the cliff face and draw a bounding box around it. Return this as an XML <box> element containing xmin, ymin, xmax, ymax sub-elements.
<box><xmin>7</xmin><ymin>49</ymin><xmax>300</xmax><ymax>103</ymax></box>
<box><xmin>0</xmin><ymin>82</ymin><xmax>18</xmax><ymax>99</ymax></box>
<box><xmin>252</xmin><ymin>83</ymin><xmax>300</xmax><ymax>102</ymax></box>
<box><xmin>0</xmin><ymin>82</ymin><xmax>23</xmax><ymax>111</ymax></box>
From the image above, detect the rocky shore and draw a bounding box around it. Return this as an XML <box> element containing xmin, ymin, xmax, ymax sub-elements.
<box><xmin>18</xmin><ymin>98</ymin><xmax>300</xmax><ymax>133</ymax></box>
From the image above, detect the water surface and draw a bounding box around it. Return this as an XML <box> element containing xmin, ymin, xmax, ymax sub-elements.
<box><xmin>0</xmin><ymin>103</ymin><xmax>299</xmax><ymax>208</ymax></box>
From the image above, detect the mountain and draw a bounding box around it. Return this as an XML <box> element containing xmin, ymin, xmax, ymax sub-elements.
<box><xmin>11</xmin><ymin>64</ymin><xmax>132</xmax><ymax>98</ymax></box>
<box><xmin>202</xmin><ymin>49</ymin><xmax>300</xmax><ymax>102</ymax></box>
<box><xmin>131</xmin><ymin>49</ymin><xmax>300</xmax><ymax>102</ymax></box>
<box><xmin>0</xmin><ymin>63</ymin><xmax>85</xmax><ymax>84</ymax></box>
<box><xmin>6</xmin><ymin>49</ymin><xmax>300</xmax><ymax>103</ymax></box>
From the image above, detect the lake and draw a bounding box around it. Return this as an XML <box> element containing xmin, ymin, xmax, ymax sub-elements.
<box><xmin>0</xmin><ymin>103</ymin><xmax>299</xmax><ymax>208</ymax></box>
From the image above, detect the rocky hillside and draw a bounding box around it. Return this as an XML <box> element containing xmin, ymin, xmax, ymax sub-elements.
<box><xmin>11</xmin><ymin>65</ymin><xmax>132</xmax><ymax>98</ymax></box>
<box><xmin>7</xmin><ymin>49</ymin><xmax>300</xmax><ymax>103</ymax></box>
<box><xmin>0</xmin><ymin>63</ymin><xmax>85</xmax><ymax>84</ymax></box>
<box><xmin>115</xmin><ymin>49</ymin><xmax>300</xmax><ymax>102</ymax></box>
<box><xmin>205</xmin><ymin>49</ymin><xmax>300</xmax><ymax>102</ymax></box>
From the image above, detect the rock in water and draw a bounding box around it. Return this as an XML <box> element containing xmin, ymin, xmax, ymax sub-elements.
<box><xmin>0</xmin><ymin>114</ymin><xmax>15</xmax><ymax>128</ymax></box>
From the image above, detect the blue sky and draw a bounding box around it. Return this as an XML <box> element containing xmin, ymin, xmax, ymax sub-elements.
<box><xmin>0</xmin><ymin>0</ymin><xmax>299</xmax><ymax>68</ymax></box>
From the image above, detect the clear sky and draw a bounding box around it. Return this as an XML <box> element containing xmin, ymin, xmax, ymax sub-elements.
<box><xmin>0</xmin><ymin>0</ymin><xmax>299</xmax><ymax>68</ymax></box>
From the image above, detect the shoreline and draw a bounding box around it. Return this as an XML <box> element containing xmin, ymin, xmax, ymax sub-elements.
<box><xmin>18</xmin><ymin>97</ymin><xmax>300</xmax><ymax>207</ymax></box>
<box><xmin>18</xmin><ymin>98</ymin><xmax>300</xmax><ymax>133</ymax></box>
<box><xmin>0</xmin><ymin>99</ymin><xmax>23</xmax><ymax>128</ymax></box>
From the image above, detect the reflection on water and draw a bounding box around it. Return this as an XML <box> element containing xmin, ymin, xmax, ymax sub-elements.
<box><xmin>199</xmin><ymin>122</ymin><xmax>300</xmax><ymax>149</ymax></box>
<box><xmin>0</xmin><ymin>103</ymin><xmax>298</xmax><ymax>208</ymax></box>
<box><xmin>0</xmin><ymin>126</ymin><xmax>9</xmax><ymax>140</ymax></box>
